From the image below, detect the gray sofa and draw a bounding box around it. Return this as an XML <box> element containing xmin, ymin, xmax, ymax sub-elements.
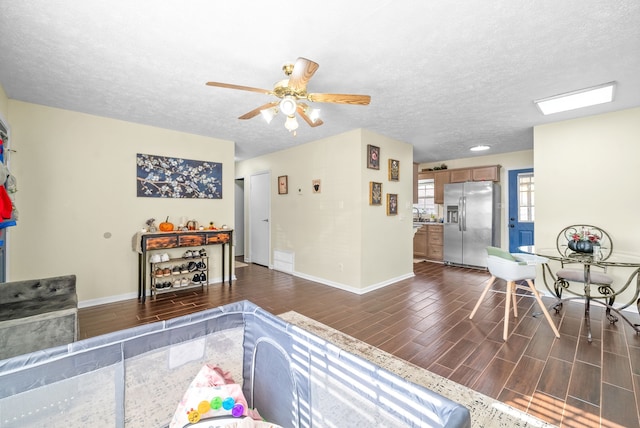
<box><xmin>0</xmin><ymin>274</ymin><xmax>77</xmax><ymax>360</ymax></box>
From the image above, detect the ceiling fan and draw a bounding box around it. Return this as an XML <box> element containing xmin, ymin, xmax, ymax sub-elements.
<box><xmin>206</xmin><ymin>57</ymin><xmax>371</xmax><ymax>132</ymax></box>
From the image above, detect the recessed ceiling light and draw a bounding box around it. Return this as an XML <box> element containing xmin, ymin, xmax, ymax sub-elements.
<box><xmin>470</xmin><ymin>145</ymin><xmax>490</xmax><ymax>152</ymax></box>
<box><xmin>534</xmin><ymin>82</ymin><xmax>616</xmax><ymax>115</ymax></box>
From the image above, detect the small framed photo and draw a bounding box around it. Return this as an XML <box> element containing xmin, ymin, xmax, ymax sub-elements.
<box><xmin>388</xmin><ymin>159</ymin><xmax>399</xmax><ymax>181</ymax></box>
<box><xmin>369</xmin><ymin>182</ymin><xmax>382</xmax><ymax>205</ymax></box>
<box><xmin>278</xmin><ymin>175</ymin><xmax>288</xmax><ymax>194</ymax></box>
<box><xmin>312</xmin><ymin>179</ymin><xmax>321</xmax><ymax>193</ymax></box>
<box><xmin>387</xmin><ymin>193</ymin><xmax>398</xmax><ymax>216</ymax></box>
<box><xmin>367</xmin><ymin>144</ymin><xmax>380</xmax><ymax>170</ymax></box>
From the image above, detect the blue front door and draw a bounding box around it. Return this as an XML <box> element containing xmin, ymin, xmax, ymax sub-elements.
<box><xmin>508</xmin><ymin>168</ymin><xmax>535</xmax><ymax>253</ymax></box>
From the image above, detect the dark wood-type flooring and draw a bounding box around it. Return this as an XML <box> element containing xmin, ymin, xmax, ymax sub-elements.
<box><xmin>79</xmin><ymin>259</ymin><xmax>640</xmax><ymax>428</ymax></box>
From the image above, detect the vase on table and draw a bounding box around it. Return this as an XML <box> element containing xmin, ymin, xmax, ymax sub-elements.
<box><xmin>568</xmin><ymin>239</ymin><xmax>593</xmax><ymax>253</ymax></box>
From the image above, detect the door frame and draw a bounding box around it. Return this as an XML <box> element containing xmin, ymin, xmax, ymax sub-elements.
<box><xmin>508</xmin><ymin>167</ymin><xmax>534</xmax><ymax>253</ymax></box>
<box><xmin>248</xmin><ymin>171</ymin><xmax>271</xmax><ymax>266</ymax></box>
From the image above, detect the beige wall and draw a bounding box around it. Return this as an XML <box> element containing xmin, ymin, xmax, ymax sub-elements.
<box><xmin>0</xmin><ymin>84</ymin><xmax>8</xmax><ymax>121</ymax></box>
<box><xmin>236</xmin><ymin>128</ymin><xmax>414</xmax><ymax>292</ymax></box>
<box><xmin>534</xmin><ymin>107</ymin><xmax>640</xmax><ymax>305</ymax></box>
<box><xmin>419</xmin><ymin>149</ymin><xmax>534</xmax><ymax>249</ymax></box>
<box><xmin>6</xmin><ymin>100</ymin><xmax>235</xmax><ymax>305</ymax></box>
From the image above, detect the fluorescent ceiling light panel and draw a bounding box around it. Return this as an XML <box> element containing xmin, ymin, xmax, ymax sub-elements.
<box><xmin>534</xmin><ymin>82</ymin><xmax>615</xmax><ymax>115</ymax></box>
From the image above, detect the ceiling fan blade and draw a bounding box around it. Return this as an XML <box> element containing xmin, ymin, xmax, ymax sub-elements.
<box><xmin>206</xmin><ymin>81</ymin><xmax>274</xmax><ymax>96</ymax></box>
<box><xmin>287</xmin><ymin>57</ymin><xmax>319</xmax><ymax>93</ymax></box>
<box><xmin>307</xmin><ymin>93</ymin><xmax>371</xmax><ymax>105</ymax></box>
<box><xmin>238</xmin><ymin>101</ymin><xmax>279</xmax><ymax>120</ymax></box>
<box><xmin>297</xmin><ymin>103</ymin><xmax>324</xmax><ymax>127</ymax></box>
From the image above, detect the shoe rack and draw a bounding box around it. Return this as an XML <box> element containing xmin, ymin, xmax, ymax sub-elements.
<box><xmin>149</xmin><ymin>250</ymin><xmax>209</xmax><ymax>296</ymax></box>
<box><xmin>137</xmin><ymin>229</ymin><xmax>233</xmax><ymax>303</ymax></box>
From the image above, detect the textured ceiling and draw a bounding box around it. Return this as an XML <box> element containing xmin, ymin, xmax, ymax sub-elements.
<box><xmin>1</xmin><ymin>1</ymin><xmax>639</xmax><ymax>163</ymax></box>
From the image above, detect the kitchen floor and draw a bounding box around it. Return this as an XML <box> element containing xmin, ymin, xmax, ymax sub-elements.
<box><xmin>79</xmin><ymin>259</ymin><xmax>640</xmax><ymax>428</ymax></box>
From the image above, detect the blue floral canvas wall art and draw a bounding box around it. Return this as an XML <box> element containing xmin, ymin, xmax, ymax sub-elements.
<box><xmin>136</xmin><ymin>153</ymin><xmax>222</xmax><ymax>199</ymax></box>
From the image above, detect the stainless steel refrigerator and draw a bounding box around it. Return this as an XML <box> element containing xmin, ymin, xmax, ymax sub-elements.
<box><xmin>443</xmin><ymin>181</ymin><xmax>501</xmax><ymax>268</ymax></box>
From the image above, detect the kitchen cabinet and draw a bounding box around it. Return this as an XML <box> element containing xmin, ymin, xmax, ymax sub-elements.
<box><xmin>472</xmin><ymin>165</ymin><xmax>500</xmax><ymax>182</ymax></box>
<box><xmin>434</xmin><ymin>171</ymin><xmax>450</xmax><ymax>204</ymax></box>
<box><xmin>447</xmin><ymin>165</ymin><xmax>501</xmax><ymax>183</ymax></box>
<box><xmin>416</xmin><ymin>165</ymin><xmax>500</xmax><ymax>205</ymax></box>
<box><xmin>449</xmin><ymin>169</ymin><xmax>472</xmax><ymax>183</ymax></box>
<box><xmin>413</xmin><ymin>224</ymin><xmax>443</xmax><ymax>261</ymax></box>
<box><xmin>413</xmin><ymin>225</ymin><xmax>428</xmax><ymax>258</ymax></box>
<box><xmin>427</xmin><ymin>224</ymin><xmax>444</xmax><ymax>261</ymax></box>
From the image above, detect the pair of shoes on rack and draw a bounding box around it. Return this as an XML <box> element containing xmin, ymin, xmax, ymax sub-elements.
<box><xmin>154</xmin><ymin>267</ymin><xmax>171</xmax><ymax>278</ymax></box>
<box><xmin>172</xmin><ymin>266</ymin><xmax>181</xmax><ymax>275</ymax></box>
<box><xmin>173</xmin><ymin>278</ymin><xmax>191</xmax><ymax>288</ymax></box>
<box><xmin>187</xmin><ymin>261</ymin><xmax>198</xmax><ymax>272</ymax></box>
<box><xmin>155</xmin><ymin>281</ymin><xmax>172</xmax><ymax>289</ymax></box>
<box><xmin>192</xmin><ymin>273</ymin><xmax>207</xmax><ymax>285</ymax></box>
<box><xmin>196</xmin><ymin>261</ymin><xmax>207</xmax><ymax>271</ymax></box>
<box><xmin>184</xmin><ymin>249</ymin><xmax>207</xmax><ymax>258</ymax></box>
<box><xmin>150</xmin><ymin>253</ymin><xmax>170</xmax><ymax>263</ymax></box>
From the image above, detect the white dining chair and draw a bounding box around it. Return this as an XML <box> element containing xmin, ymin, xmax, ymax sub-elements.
<box><xmin>470</xmin><ymin>247</ymin><xmax>561</xmax><ymax>341</ymax></box>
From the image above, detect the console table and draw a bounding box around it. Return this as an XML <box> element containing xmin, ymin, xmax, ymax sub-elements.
<box><xmin>135</xmin><ymin>229</ymin><xmax>233</xmax><ymax>302</ymax></box>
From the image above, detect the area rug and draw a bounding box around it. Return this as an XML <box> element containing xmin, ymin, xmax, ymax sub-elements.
<box><xmin>278</xmin><ymin>311</ymin><xmax>556</xmax><ymax>428</ymax></box>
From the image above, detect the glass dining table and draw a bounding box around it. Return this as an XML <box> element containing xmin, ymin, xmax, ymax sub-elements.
<box><xmin>519</xmin><ymin>245</ymin><xmax>640</xmax><ymax>342</ymax></box>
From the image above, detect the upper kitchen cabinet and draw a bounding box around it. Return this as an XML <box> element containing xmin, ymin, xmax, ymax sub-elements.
<box><xmin>433</xmin><ymin>171</ymin><xmax>450</xmax><ymax>204</ymax></box>
<box><xmin>418</xmin><ymin>165</ymin><xmax>501</xmax><ymax>204</ymax></box>
<box><xmin>449</xmin><ymin>165</ymin><xmax>501</xmax><ymax>183</ymax></box>
<box><xmin>472</xmin><ymin>165</ymin><xmax>501</xmax><ymax>182</ymax></box>
<box><xmin>449</xmin><ymin>169</ymin><xmax>472</xmax><ymax>183</ymax></box>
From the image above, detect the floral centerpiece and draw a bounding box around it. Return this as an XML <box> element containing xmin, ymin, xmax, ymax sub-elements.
<box><xmin>568</xmin><ymin>229</ymin><xmax>600</xmax><ymax>253</ymax></box>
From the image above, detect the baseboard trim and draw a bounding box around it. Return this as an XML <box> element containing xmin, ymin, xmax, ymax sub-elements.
<box><xmin>289</xmin><ymin>270</ymin><xmax>415</xmax><ymax>295</ymax></box>
<box><xmin>78</xmin><ymin>275</ymin><xmax>236</xmax><ymax>308</ymax></box>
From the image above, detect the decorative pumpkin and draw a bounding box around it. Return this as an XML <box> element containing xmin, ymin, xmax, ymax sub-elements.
<box><xmin>159</xmin><ymin>216</ymin><xmax>174</xmax><ymax>232</ymax></box>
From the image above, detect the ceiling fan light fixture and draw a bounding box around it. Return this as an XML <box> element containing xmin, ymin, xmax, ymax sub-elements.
<box><xmin>534</xmin><ymin>82</ymin><xmax>616</xmax><ymax>115</ymax></box>
<box><xmin>284</xmin><ymin>115</ymin><xmax>299</xmax><ymax>132</ymax></box>
<box><xmin>306</xmin><ymin>106</ymin><xmax>321</xmax><ymax>123</ymax></box>
<box><xmin>260</xmin><ymin>106</ymin><xmax>278</xmax><ymax>124</ymax></box>
<box><xmin>279</xmin><ymin>96</ymin><xmax>297</xmax><ymax>117</ymax></box>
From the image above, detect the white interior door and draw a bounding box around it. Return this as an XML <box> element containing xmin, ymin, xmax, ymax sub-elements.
<box><xmin>234</xmin><ymin>178</ymin><xmax>245</xmax><ymax>257</ymax></box>
<box><xmin>249</xmin><ymin>172</ymin><xmax>270</xmax><ymax>266</ymax></box>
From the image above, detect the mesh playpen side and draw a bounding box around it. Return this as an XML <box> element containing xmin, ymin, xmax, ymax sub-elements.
<box><xmin>0</xmin><ymin>300</ymin><xmax>470</xmax><ymax>427</ymax></box>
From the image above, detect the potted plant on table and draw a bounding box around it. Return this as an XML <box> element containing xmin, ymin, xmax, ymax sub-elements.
<box><xmin>568</xmin><ymin>230</ymin><xmax>600</xmax><ymax>253</ymax></box>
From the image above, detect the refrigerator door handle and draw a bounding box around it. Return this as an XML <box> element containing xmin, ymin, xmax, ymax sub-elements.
<box><xmin>461</xmin><ymin>196</ymin><xmax>466</xmax><ymax>232</ymax></box>
<box><xmin>458</xmin><ymin>197</ymin><xmax>463</xmax><ymax>231</ymax></box>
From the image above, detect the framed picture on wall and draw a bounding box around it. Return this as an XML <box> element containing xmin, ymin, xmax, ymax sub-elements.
<box><xmin>369</xmin><ymin>182</ymin><xmax>382</xmax><ymax>205</ymax></box>
<box><xmin>388</xmin><ymin>159</ymin><xmax>399</xmax><ymax>181</ymax></box>
<box><xmin>278</xmin><ymin>175</ymin><xmax>288</xmax><ymax>194</ymax></box>
<box><xmin>387</xmin><ymin>193</ymin><xmax>398</xmax><ymax>215</ymax></box>
<box><xmin>367</xmin><ymin>144</ymin><xmax>380</xmax><ymax>170</ymax></box>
